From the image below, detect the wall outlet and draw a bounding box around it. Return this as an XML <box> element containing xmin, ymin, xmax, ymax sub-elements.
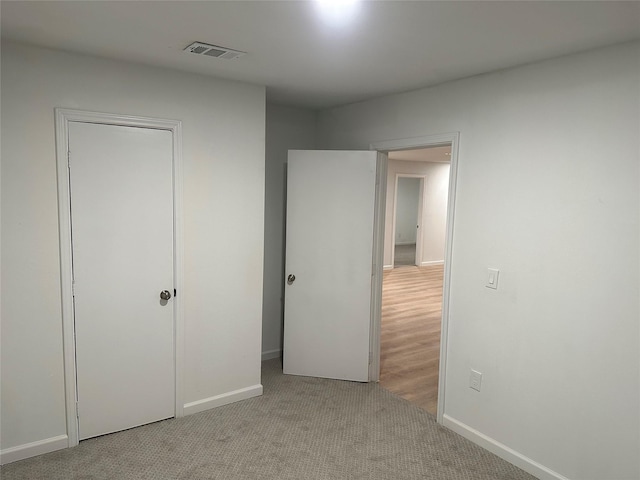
<box><xmin>470</xmin><ymin>369</ymin><xmax>482</xmax><ymax>392</ymax></box>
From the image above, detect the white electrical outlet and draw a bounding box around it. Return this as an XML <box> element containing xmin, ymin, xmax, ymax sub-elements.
<box><xmin>470</xmin><ymin>369</ymin><xmax>482</xmax><ymax>392</ymax></box>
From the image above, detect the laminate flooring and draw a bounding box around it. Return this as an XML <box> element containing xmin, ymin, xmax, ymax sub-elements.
<box><xmin>380</xmin><ymin>264</ymin><xmax>444</xmax><ymax>415</ymax></box>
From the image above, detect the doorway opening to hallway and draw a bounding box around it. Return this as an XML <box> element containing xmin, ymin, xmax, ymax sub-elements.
<box><xmin>379</xmin><ymin>145</ymin><xmax>451</xmax><ymax>416</ymax></box>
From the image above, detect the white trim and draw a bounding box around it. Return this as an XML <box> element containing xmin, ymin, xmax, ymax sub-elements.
<box><xmin>370</xmin><ymin>132</ymin><xmax>459</xmax><ymax>425</ymax></box>
<box><xmin>371</xmin><ymin>133</ymin><xmax>455</xmax><ymax>152</ymax></box>
<box><xmin>420</xmin><ymin>260</ymin><xmax>444</xmax><ymax>267</ymax></box>
<box><xmin>172</xmin><ymin>120</ymin><xmax>185</xmax><ymax>419</ymax></box>
<box><xmin>0</xmin><ymin>435</ymin><xmax>68</xmax><ymax>465</ymax></box>
<box><xmin>442</xmin><ymin>415</ymin><xmax>570</xmax><ymax>480</ymax></box>
<box><xmin>438</xmin><ymin>132</ymin><xmax>459</xmax><ymax>424</ymax></box>
<box><xmin>383</xmin><ymin>265</ymin><xmax>394</xmax><ymax>271</ymax></box>
<box><xmin>368</xmin><ymin>152</ymin><xmax>388</xmax><ymax>382</ymax></box>
<box><xmin>54</xmin><ymin>110</ymin><xmax>78</xmax><ymax>447</ymax></box>
<box><xmin>261</xmin><ymin>349</ymin><xmax>282</xmax><ymax>361</ymax></box>
<box><xmin>55</xmin><ymin>108</ymin><xmax>184</xmax><ymax>447</ymax></box>
<box><xmin>183</xmin><ymin>385</ymin><xmax>264</xmax><ymax>416</ymax></box>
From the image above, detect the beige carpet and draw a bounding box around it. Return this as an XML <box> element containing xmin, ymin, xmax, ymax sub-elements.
<box><xmin>1</xmin><ymin>359</ymin><xmax>535</xmax><ymax>480</ymax></box>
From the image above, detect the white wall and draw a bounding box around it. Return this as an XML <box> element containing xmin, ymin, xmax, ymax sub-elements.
<box><xmin>385</xmin><ymin>160</ymin><xmax>450</xmax><ymax>267</ymax></box>
<box><xmin>318</xmin><ymin>41</ymin><xmax>640</xmax><ymax>480</ymax></box>
<box><xmin>394</xmin><ymin>177</ymin><xmax>420</xmax><ymax>245</ymax></box>
<box><xmin>262</xmin><ymin>104</ymin><xmax>316</xmax><ymax>359</ymax></box>
<box><xmin>1</xmin><ymin>42</ymin><xmax>265</xmax><ymax>457</ymax></box>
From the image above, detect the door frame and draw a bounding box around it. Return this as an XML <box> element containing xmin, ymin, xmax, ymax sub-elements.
<box><xmin>390</xmin><ymin>174</ymin><xmax>427</xmax><ymax>268</ymax></box>
<box><xmin>55</xmin><ymin>108</ymin><xmax>185</xmax><ymax>447</ymax></box>
<box><xmin>369</xmin><ymin>132</ymin><xmax>459</xmax><ymax>424</ymax></box>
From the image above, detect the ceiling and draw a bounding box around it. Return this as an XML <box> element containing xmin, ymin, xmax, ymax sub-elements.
<box><xmin>2</xmin><ymin>1</ymin><xmax>638</xmax><ymax>109</ymax></box>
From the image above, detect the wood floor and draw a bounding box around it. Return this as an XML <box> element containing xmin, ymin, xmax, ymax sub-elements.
<box><xmin>379</xmin><ymin>264</ymin><xmax>444</xmax><ymax>415</ymax></box>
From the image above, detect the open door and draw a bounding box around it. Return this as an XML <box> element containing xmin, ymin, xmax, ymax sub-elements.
<box><xmin>283</xmin><ymin>150</ymin><xmax>385</xmax><ymax>382</ymax></box>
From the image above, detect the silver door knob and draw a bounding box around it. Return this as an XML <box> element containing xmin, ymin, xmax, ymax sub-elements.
<box><xmin>287</xmin><ymin>274</ymin><xmax>296</xmax><ymax>285</ymax></box>
<box><xmin>160</xmin><ymin>290</ymin><xmax>172</xmax><ymax>301</ymax></box>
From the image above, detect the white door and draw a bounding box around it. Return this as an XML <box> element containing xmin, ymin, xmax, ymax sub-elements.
<box><xmin>283</xmin><ymin>150</ymin><xmax>378</xmax><ymax>382</ymax></box>
<box><xmin>69</xmin><ymin>122</ymin><xmax>175</xmax><ymax>440</ymax></box>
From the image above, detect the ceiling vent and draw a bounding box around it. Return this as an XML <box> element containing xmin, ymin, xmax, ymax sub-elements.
<box><xmin>184</xmin><ymin>42</ymin><xmax>246</xmax><ymax>60</ymax></box>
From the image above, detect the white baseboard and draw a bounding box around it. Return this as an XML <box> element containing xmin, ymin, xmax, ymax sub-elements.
<box><xmin>395</xmin><ymin>241</ymin><xmax>416</xmax><ymax>246</ymax></box>
<box><xmin>261</xmin><ymin>349</ymin><xmax>282</xmax><ymax>361</ymax></box>
<box><xmin>183</xmin><ymin>384</ymin><xmax>263</xmax><ymax>416</ymax></box>
<box><xmin>442</xmin><ymin>415</ymin><xmax>569</xmax><ymax>480</ymax></box>
<box><xmin>420</xmin><ymin>260</ymin><xmax>444</xmax><ymax>266</ymax></box>
<box><xmin>1</xmin><ymin>434</ymin><xmax>68</xmax><ymax>465</ymax></box>
<box><xmin>383</xmin><ymin>265</ymin><xmax>394</xmax><ymax>270</ymax></box>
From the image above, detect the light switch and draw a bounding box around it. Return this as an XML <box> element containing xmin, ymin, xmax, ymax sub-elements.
<box><xmin>486</xmin><ymin>268</ymin><xmax>499</xmax><ymax>289</ymax></box>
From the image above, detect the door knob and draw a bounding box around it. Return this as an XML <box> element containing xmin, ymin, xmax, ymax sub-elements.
<box><xmin>160</xmin><ymin>290</ymin><xmax>172</xmax><ymax>301</ymax></box>
<box><xmin>287</xmin><ymin>274</ymin><xmax>296</xmax><ymax>285</ymax></box>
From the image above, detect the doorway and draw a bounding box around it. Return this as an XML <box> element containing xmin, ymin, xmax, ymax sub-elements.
<box><xmin>392</xmin><ymin>175</ymin><xmax>425</xmax><ymax>267</ymax></box>
<box><xmin>370</xmin><ymin>139</ymin><xmax>456</xmax><ymax>419</ymax></box>
<box><xmin>280</xmin><ymin>133</ymin><xmax>459</xmax><ymax>424</ymax></box>
<box><xmin>55</xmin><ymin>109</ymin><xmax>185</xmax><ymax>447</ymax></box>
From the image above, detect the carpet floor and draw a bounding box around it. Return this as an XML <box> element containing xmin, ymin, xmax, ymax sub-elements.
<box><xmin>1</xmin><ymin>359</ymin><xmax>536</xmax><ymax>480</ymax></box>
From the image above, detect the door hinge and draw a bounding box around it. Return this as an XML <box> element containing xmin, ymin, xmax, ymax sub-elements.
<box><xmin>72</xmin><ymin>281</ymin><xmax>75</xmax><ymax>297</ymax></box>
<box><xmin>76</xmin><ymin>401</ymin><xmax>79</xmax><ymax>418</ymax></box>
<box><xmin>67</xmin><ymin>151</ymin><xmax>71</xmax><ymax>169</ymax></box>
<box><xmin>174</xmin><ymin>288</ymin><xmax>177</xmax><ymax>297</ymax></box>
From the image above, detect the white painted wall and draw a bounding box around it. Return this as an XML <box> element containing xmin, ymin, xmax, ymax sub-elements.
<box><xmin>386</xmin><ymin>160</ymin><xmax>450</xmax><ymax>267</ymax></box>
<box><xmin>318</xmin><ymin>42</ymin><xmax>640</xmax><ymax>480</ymax></box>
<box><xmin>263</xmin><ymin>104</ymin><xmax>317</xmax><ymax>360</ymax></box>
<box><xmin>1</xmin><ymin>42</ymin><xmax>265</xmax><ymax>456</ymax></box>
<box><xmin>395</xmin><ymin>177</ymin><xmax>420</xmax><ymax>245</ymax></box>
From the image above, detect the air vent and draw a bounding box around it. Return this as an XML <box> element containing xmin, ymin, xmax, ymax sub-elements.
<box><xmin>184</xmin><ymin>42</ymin><xmax>246</xmax><ymax>60</ymax></box>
